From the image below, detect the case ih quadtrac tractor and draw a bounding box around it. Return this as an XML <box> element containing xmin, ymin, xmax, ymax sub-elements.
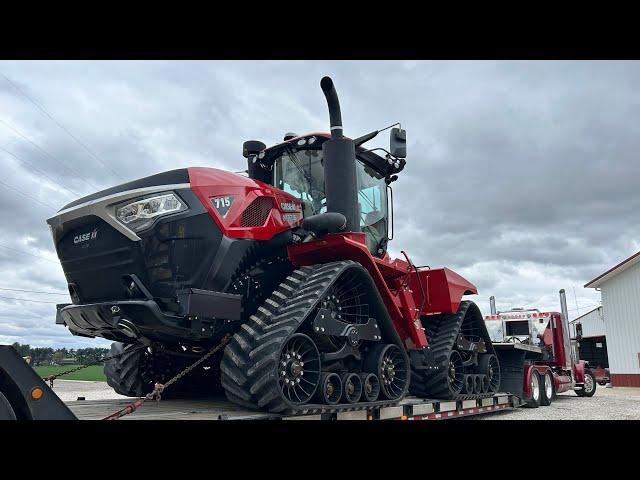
<box><xmin>46</xmin><ymin>77</ymin><xmax>501</xmax><ymax>414</ymax></box>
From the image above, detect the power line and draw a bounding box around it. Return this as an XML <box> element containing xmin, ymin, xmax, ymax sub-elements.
<box><xmin>0</xmin><ymin>295</ymin><xmax>58</xmax><ymax>304</ymax></box>
<box><xmin>0</xmin><ymin>144</ymin><xmax>80</xmax><ymax>198</ymax></box>
<box><xmin>0</xmin><ymin>72</ymin><xmax>124</xmax><ymax>181</ymax></box>
<box><xmin>0</xmin><ymin>178</ymin><xmax>56</xmax><ymax>210</ymax></box>
<box><xmin>0</xmin><ymin>287</ymin><xmax>68</xmax><ymax>296</ymax></box>
<box><xmin>0</xmin><ymin>117</ymin><xmax>100</xmax><ymax>191</ymax></box>
<box><xmin>0</xmin><ymin>243</ymin><xmax>58</xmax><ymax>263</ymax></box>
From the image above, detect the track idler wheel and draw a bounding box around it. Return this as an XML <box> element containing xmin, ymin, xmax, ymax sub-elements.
<box><xmin>360</xmin><ymin>373</ymin><xmax>380</xmax><ymax>402</ymax></box>
<box><xmin>277</xmin><ymin>334</ymin><xmax>321</xmax><ymax>406</ymax></box>
<box><xmin>341</xmin><ymin>373</ymin><xmax>363</xmax><ymax>404</ymax></box>
<box><xmin>365</xmin><ymin>344</ymin><xmax>408</xmax><ymax>401</ymax></box>
<box><xmin>317</xmin><ymin>372</ymin><xmax>342</xmax><ymax>405</ymax></box>
<box><xmin>478</xmin><ymin>354</ymin><xmax>500</xmax><ymax>393</ymax></box>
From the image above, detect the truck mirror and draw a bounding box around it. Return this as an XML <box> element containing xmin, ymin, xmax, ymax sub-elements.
<box><xmin>390</xmin><ymin>128</ymin><xmax>406</xmax><ymax>158</ymax></box>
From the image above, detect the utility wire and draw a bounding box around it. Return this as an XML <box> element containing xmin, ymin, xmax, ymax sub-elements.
<box><xmin>0</xmin><ymin>117</ymin><xmax>100</xmax><ymax>191</ymax></box>
<box><xmin>0</xmin><ymin>243</ymin><xmax>58</xmax><ymax>263</ymax></box>
<box><xmin>0</xmin><ymin>144</ymin><xmax>80</xmax><ymax>198</ymax></box>
<box><xmin>0</xmin><ymin>178</ymin><xmax>56</xmax><ymax>210</ymax></box>
<box><xmin>0</xmin><ymin>72</ymin><xmax>124</xmax><ymax>181</ymax></box>
<box><xmin>0</xmin><ymin>287</ymin><xmax>68</xmax><ymax>296</ymax></box>
<box><xmin>0</xmin><ymin>295</ymin><xmax>58</xmax><ymax>304</ymax></box>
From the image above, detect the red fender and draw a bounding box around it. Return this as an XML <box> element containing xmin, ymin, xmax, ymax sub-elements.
<box><xmin>408</xmin><ymin>268</ymin><xmax>478</xmax><ymax>316</ymax></box>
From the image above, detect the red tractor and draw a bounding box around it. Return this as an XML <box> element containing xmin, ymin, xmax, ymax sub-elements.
<box><xmin>44</xmin><ymin>77</ymin><xmax>500</xmax><ymax>414</ymax></box>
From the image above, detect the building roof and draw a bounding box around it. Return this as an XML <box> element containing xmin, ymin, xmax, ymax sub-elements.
<box><xmin>569</xmin><ymin>306</ymin><xmax>601</xmax><ymax>324</ymax></box>
<box><xmin>585</xmin><ymin>250</ymin><xmax>640</xmax><ymax>288</ymax></box>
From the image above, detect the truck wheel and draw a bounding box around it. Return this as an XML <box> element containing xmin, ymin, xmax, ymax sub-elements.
<box><xmin>540</xmin><ymin>371</ymin><xmax>553</xmax><ymax>406</ymax></box>
<box><xmin>576</xmin><ymin>370</ymin><xmax>597</xmax><ymax>397</ymax></box>
<box><xmin>525</xmin><ymin>370</ymin><xmax>541</xmax><ymax>408</ymax></box>
<box><xmin>0</xmin><ymin>391</ymin><xmax>17</xmax><ymax>420</ymax></box>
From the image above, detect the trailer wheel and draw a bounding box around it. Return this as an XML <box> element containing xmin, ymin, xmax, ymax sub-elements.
<box><xmin>576</xmin><ymin>370</ymin><xmax>597</xmax><ymax>397</ymax></box>
<box><xmin>540</xmin><ymin>371</ymin><xmax>553</xmax><ymax>406</ymax></box>
<box><xmin>525</xmin><ymin>371</ymin><xmax>541</xmax><ymax>408</ymax></box>
<box><xmin>0</xmin><ymin>391</ymin><xmax>17</xmax><ymax>420</ymax></box>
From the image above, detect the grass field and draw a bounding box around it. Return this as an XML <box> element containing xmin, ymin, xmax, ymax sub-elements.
<box><xmin>34</xmin><ymin>365</ymin><xmax>106</xmax><ymax>382</ymax></box>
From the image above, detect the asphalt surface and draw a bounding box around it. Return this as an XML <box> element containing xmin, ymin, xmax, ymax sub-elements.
<box><xmin>52</xmin><ymin>380</ymin><xmax>640</xmax><ymax>420</ymax></box>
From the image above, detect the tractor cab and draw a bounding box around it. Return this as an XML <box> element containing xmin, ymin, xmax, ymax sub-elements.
<box><xmin>243</xmin><ymin>131</ymin><xmax>405</xmax><ymax>257</ymax></box>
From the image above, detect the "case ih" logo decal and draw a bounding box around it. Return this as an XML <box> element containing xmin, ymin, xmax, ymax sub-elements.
<box><xmin>74</xmin><ymin>229</ymin><xmax>98</xmax><ymax>244</ymax></box>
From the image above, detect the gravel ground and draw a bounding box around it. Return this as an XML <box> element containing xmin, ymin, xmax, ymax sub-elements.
<box><xmin>470</xmin><ymin>386</ymin><xmax>640</xmax><ymax>420</ymax></box>
<box><xmin>51</xmin><ymin>380</ymin><xmax>640</xmax><ymax>419</ymax></box>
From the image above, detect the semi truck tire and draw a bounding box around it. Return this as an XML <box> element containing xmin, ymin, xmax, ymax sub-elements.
<box><xmin>524</xmin><ymin>370</ymin><xmax>541</xmax><ymax>408</ymax></box>
<box><xmin>0</xmin><ymin>391</ymin><xmax>17</xmax><ymax>420</ymax></box>
<box><xmin>540</xmin><ymin>371</ymin><xmax>553</xmax><ymax>406</ymax></box>
<box><xmin>576</xmin><ymin>370</ymin><xmax>596</xmax><ymax>397</ymax></box>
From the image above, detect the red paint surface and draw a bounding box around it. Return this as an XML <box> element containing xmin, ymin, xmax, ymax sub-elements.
<box><xmin>611</xmin><ymin>374</ymin><xmax>640</xmax><ymax>387</ymax></box>
<box><xmin>188</xmin><ymin>167</ymin><xmax>303</xmax><ymax>240</ymax></box>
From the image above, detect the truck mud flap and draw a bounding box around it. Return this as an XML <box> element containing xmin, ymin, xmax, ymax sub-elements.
<box><xmin>493</xmin><ymin>347</ymin><xmax>526</xmax><ymax>399</ymax></box>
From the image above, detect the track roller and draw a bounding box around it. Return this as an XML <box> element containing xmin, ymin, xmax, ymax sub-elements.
<box><xmin>480</xmin><ymin>375</ymin><xmax>490</xmax><ymax>394</ymax></box>
<box><xmin>464</xmin><ymin>375</ymin><xmax>474</xmax><ymax>394</ymax></box>
<box><xmin>342</xmin><ymin>373</ymin><xmax>363</xmax><ymax>404</ymax></box>
<box><xmin>473</xmin><ymin>375</ymin><xmax>482</xmax><ymax>394</ymax></box>
<box><xmin>360</xmin><ymin>373</ymin><xmax>380</xmax><ymax>402</ymax></box>
<box><xmin>317</xmin><ymin>372</ymin><xmax>342</xmax><ymax>405</ymax></box>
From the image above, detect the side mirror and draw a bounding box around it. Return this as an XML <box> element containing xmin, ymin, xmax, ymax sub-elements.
<box><xmin>390</xmin><ymin>128</ymin><xmax>406</xmax><ymax>158</ymax></box>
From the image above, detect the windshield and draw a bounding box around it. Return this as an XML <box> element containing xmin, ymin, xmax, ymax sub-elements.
<box><xmin>274</xmin><ymin>148</ymin><xmax>326</xmax><ymax>217</ymax></box>
<box><xmin>273</xmin><ymin>147</ymin><xmax>388</xmax><ymax>254</ymax></box>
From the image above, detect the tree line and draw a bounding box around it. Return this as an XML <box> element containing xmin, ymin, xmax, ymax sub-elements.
<box><xmin>11</xmin><ymin>342</ymin><xmax>109</xmax><ymax>366</ymax></box>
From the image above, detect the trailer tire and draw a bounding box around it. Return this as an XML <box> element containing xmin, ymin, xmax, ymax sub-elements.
<box><xmin>540</xmin><ymin>371</ymin><xmax>553</xmax><ymax>406</ymax></box>
<box><xmin>524</xmin><ymin>370</ymin><xmax>541</xmax><ymax>408</ymax></box>
<box><xmin>576</xmin><ymin>370</ymin><xmax>596</xmax><ymax>397</ymax></box>
<box><xmin>0</xmin><ymin>391</ymin><xmax>16</xmax><ymax>420</ymax></box>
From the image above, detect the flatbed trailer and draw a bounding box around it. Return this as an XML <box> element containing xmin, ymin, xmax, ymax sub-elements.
<box><xmin>64</xmin><ymin>393</ymin><xmax>519</xmax><ymax>421</ymax></box>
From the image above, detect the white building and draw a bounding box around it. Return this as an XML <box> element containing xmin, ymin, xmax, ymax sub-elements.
<box><xmin>585</xmin><ymin>251</ymin><xmax>640</xmax><ymax>387</ymax></box>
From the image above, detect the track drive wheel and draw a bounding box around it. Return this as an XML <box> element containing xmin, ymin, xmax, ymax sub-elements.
<box><xmin>540</xmin><ymin>371</ymin><xmax>554</xmax><ymax>406</ymax></box>
<box><xmin>575</xmin><ymin>370</ymin><xmax>596</xmax><ymax>397</ymax></box>
<box><xmin>525</xmin><ymin>370</ymin><xmax>541</xmax><ymax>408</ymax></box>
<box><xmin>365</xmin><ymin>344</ymin><xmax>409</xmax><ymax>401</ymax></box>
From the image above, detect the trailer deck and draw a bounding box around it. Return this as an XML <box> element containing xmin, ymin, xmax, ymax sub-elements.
<box><xmin>65</xmin><ymin>393</ymin><xmax>519</xmax><ymax>420</ymax></box>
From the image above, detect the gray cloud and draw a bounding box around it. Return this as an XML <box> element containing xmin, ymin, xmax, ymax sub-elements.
<box><xmin>1</xmin><ymin>60</ymin><xmax>636</xmax><ymax>347</ymax></box>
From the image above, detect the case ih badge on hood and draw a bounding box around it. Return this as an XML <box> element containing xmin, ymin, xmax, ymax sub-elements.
<box><xmin>45</xmin><ymin>76</ymin><xmax>502</xmax><ymax>415</ymax></box>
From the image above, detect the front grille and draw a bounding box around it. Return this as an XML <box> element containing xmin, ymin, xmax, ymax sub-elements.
<box><xmin>241</xmin><ymin>197</ymin><xmax>273</xmax><ymax>227</ymax></box>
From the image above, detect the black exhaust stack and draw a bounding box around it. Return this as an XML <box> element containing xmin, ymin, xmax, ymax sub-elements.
<box><xmin>320</xmin><ymin>76</ymin><xmax>360</xmax><ymax>232</ymax></box>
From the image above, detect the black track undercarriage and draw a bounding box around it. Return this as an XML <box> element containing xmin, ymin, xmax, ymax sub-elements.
<box><xmin>410</xmin><ymin>301</ymin><xmax>501</xmax><ymax>401</ymax></box>
<box><xmin>219</xmin><ymin>261</ymin><xmax>410</xmax><ymax>414</ymax></box>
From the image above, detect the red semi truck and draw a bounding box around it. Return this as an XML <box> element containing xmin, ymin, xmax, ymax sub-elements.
<box><xmin>484</xmin><ymin>289</ymin><xmax>597</xmax><ymax>407</ymax></box>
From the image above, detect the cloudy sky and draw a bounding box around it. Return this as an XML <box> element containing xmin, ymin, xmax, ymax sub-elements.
<box><xmin>0</xmin><ymin>60</ymin><xmax>637</xmax><ymax>349</ymax></box>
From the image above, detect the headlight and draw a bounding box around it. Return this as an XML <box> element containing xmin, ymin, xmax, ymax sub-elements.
<box><xmin>115</xmin><ymin>192</ymin><xmax>187</xmax><ymax>232</ymax></box>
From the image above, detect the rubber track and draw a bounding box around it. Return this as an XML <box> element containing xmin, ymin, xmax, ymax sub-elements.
<box><xmin>409</xmin><ymin>301</ymin><xmax>498</xmax><ymax>401</ymax></box>
<box><xmin>219</xmin><ymin>260</ymin><xmax>405</xmax><ymax>415</ymax></box>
